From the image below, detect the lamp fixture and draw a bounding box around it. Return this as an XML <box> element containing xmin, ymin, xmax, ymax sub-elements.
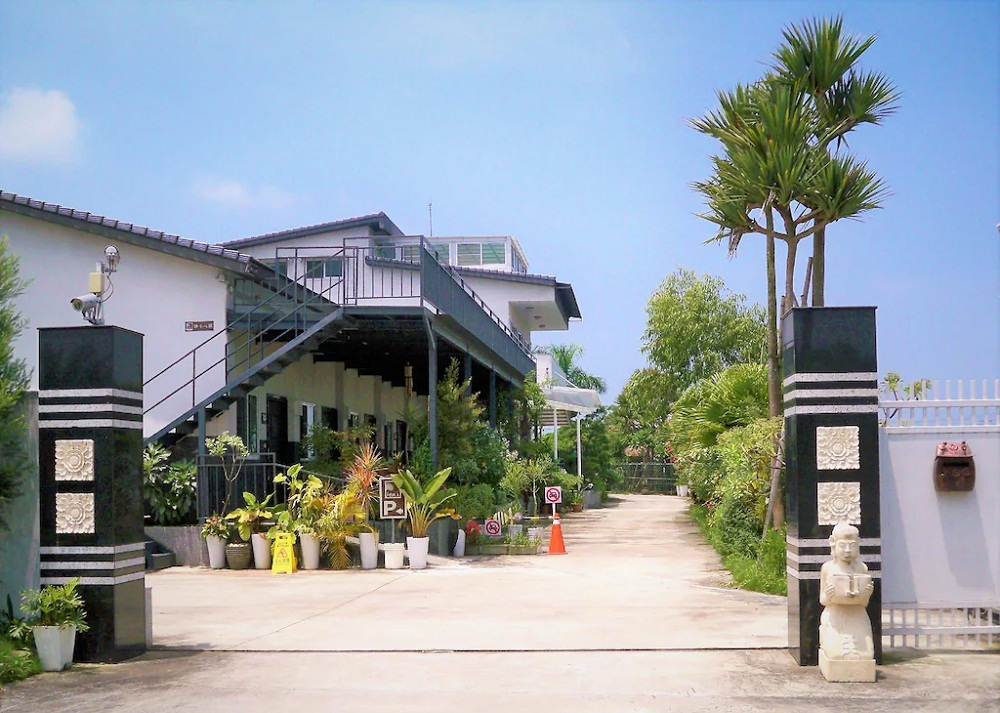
<box><xmin>70</xmin><ymin>245</ymin><xmax>122</xmax><ymax>326</ymax></box>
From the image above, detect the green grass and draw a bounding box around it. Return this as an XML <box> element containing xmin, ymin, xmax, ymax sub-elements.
<box><xmin>0</xmin><ymin>635</ymin><xmax>41</xmax><ymax>685</ymax></box>
<box><xmin>689</xmin><ymin>503</ymin><xmax>787</xmax><ymax>596</ymax></box>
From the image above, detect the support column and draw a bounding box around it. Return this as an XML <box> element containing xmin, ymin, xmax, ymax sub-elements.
<box><xmin>783</xmin><ymin>307</ymin><xmax>881</xmax><ymax>666</ymax></box>
<box><xmin>428</xmin><ymin>331</ymin><xmax>438</xmax><ymax>472</ymax></box>
<box><xmin>37</xmin><ymin>326</ymin><xmax>146</xmax><ymax>663</ymax></box>
<box><xmin>488</xmin><ymin>370</ymin><xmax>497</xmax><ymax>429</ymax></box>
<box><xmin>576</xmin><ymin>413</ymin><xmax>583</xmax><ymax>479</ymax></box>
<box><xmin>553</xmin><ymin>409</ymin><xmax>558</xmax><ymax>459</ymax></box>
<box><xmin>463</xmin><ymin>352</ymin><xmax>473</xmax><ymax>398</ymax></box>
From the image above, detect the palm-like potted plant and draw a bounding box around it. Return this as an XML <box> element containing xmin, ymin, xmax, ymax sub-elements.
<box><xmin>227</xmin><ymin>491</ymin><xmax>274</xmax><ymax>569</ymax></box>
<box><xmin>344</xmin><ymin>444</ymin><xmax>383</xmax><ymax>569</ymax></box>
<box><xmin>390</xmin><ymin>467</ymin><xmax>457</xmax><ymax>569</ymax></box>
<box><xmin>315</xmin><ymin>485</ymin><xmax>372</xmax><ymax>570</ymax></box>
<box><xmin>20</xmin><ymin>578</ymin><xmax>89</xmax><ymax>671</ymax></box>
<box><xmin>200</xmin><ymin>514</ymin><xmax>229</xmax><ymax>569</ymax></box>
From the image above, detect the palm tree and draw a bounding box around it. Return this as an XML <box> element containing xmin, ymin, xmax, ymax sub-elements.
<box><xmin>535</xmin><ymin>343</ymin><xmax>607</xmax><ymax>393</ymax></box>
<box><xmin>771</xmin><ymin>16</ymin><xmax>900</xmax><ymax>306</ymax></box>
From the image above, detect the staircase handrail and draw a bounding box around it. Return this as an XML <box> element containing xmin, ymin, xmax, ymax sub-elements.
<box><xmin>143</xmin><ymin>256</ymin><xmax>348</xmax><ymax>416</ymax></box>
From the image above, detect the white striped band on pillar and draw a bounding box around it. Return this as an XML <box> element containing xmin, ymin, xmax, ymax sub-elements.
<box><xmin>786</xmin><ymin>535</ymin><xmax>882</xmax><ymax>580</ymax></box>
<box><xmin>782</xmin><ymin>372</ymin><xmax>879</xmax><ymax>418</ymax></box>
<box><xmin>40</xmin><ymin>543</ymin><xmax>147</xmax><ymax>586</ymax></box>
<box><xmin>38</xmin><ymin>388</ymin><xmax>144</xmax><ymax>430</ymax></box>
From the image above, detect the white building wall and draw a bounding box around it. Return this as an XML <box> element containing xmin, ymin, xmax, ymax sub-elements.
<box><xmin>1</xmin><ymin>212</ymin><xmax>230</xmax><ymax>437</ymax></box>
<box><xmin>460</xmin><ymin>276</ymin><xmax>556</xmax><ymax>331</ymax></box>
<box><xmin>880</xmin><ymin>427</ymin><xmax>1000</xmax><ymax>605</ymax></box>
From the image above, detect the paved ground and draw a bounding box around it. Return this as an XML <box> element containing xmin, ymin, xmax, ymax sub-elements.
<box><xmin>3</xmin><ymin>495</ymin><xmax>998</xmax><ymax>712</ymax></box>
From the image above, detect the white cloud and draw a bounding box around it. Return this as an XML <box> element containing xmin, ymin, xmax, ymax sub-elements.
<box><xmin>0</xmin><ymin>87</ymin><xmax>81</xmax><ymax>165</ymax></box>
<box><xmin>194</xmin><ymin>177</ymin><xmax>295</xmax><ymax>210</ymax></box>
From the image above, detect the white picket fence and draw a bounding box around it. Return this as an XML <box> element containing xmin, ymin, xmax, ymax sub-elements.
<box><xmin>880</xmin><ymin>379</ymin><xmax>1000</xmax><ymax>430</ymax></box>
<box><xmin>879</xmin><ymin>378</ymin><xmax>1000</xmax><ymax>651</ymax></box>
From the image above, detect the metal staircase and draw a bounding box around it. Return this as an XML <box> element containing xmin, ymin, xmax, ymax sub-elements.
<box><xmin>144</xmin><ymin>264</ymin><xmax>347</xmax><ymax>446</ymax></box>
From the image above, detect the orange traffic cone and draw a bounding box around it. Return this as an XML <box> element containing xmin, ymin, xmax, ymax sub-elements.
<box><xmin>548</xmin><ymin>513</ymin><xmax>567</xmax><ymax>555</ymax></box>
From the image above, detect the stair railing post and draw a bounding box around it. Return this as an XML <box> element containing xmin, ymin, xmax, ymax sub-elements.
<box><xmin>197</xmin><ymin>407</ymin><xmax>208</xmax><ymax>518</ymax></box>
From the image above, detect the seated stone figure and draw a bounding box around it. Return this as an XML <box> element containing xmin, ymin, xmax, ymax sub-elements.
<box><xmin>819</xmin><ymin>520</ymin><xmax>876</xmax><ymax>682</ymax></box>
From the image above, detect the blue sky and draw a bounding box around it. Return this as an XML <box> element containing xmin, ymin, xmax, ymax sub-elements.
<box><xmin>2</xmin><ymin>0</ymin><xmax>997</xmax><ymax>401</ymax></box>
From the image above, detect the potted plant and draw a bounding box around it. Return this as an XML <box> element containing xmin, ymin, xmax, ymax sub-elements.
<box><xmin>390</xmin><ymin>467</ymin><xmax>457</xmax><ymax>569</ymax></box>
<box><xmin>20</xmin><ymin>578</ymin><xmax>89</xmax><ymax>671</ymax></box>
<box><xmin>462</xmin><ymin>520</ymin><xmax>481</xmax><ymax>556</ymax></box>
<box><xmin>508</xmin><ymin>530</ymin><xmax>542</xmax><ymax>555</ymax></box>
<box><xmin>200</xmin><ymin>514</ymin><xmax>229</xmax><ymax>569</ymax></box>
<box><xmin>227</xmin><ymin>491</ymin><xmax>275</xmax><ymax>569</ymax></box>
<box><xmin>565</xmin><ymin>488</ymin><xmax>584</xmax><ymax>513</ymax></box>
<box><xmin>315</xmin><ymin>485</ymin><xmax>372</xmax><ymax>569</ymax></box>
<box><xmin>344</xmin><ymin>444</ymin><xmax>383</xmax><ymax>569</ymax></box>
<box><xmin>273</xmin><ymin>464</ymin><xmax>326</xmax><ymax>570</ymax></box>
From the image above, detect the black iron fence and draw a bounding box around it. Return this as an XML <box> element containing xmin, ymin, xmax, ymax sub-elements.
<box><xmin>194</xmin><ymin>454</ymin><xmax>347</xmax><ymax>519</ymax></box>
<box><xmin>613</xmin><ymin>462</ymin><xmax>676</xmax><ymax>495</ymax></box>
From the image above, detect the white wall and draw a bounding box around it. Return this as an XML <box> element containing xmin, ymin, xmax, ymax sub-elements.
<box><xmin>880</xmin><ymin>427</ymin><xmax>1000</xmax><ymax>605</ymax></box>
<box><xmin>1</xmin><ymin>212</ymin><xmax>230</xmax><ymax>437</ymax></box>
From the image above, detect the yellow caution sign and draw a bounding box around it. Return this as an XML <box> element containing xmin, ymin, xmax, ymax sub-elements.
<box><xmin>271</xmin><ymin>533</ymin><xmax>297</xmax><ymax>574</ymax></box>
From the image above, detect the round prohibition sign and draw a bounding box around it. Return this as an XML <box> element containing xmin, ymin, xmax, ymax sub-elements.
<box><xmin>484</xmin><ymin>519</ymin><xmax>502</xmax><ymax>537</ymax></box>
<box><xmin>545</xmin><ymin>486</ymin><xmax>562</xmax><ymax>504</ymax></box>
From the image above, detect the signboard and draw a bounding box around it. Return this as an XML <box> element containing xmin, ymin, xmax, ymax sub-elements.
<box><xmin>185</xmin><ymin>320</ymin><xmax>215</xmax><ymax>332</ymax></box>
<box><xmin>271</xmin><ymin>533</ymin><xmax>297</xmax><ymax>574</ymax></box>
<box><xmin>379</xmin><ymin>476</ymin><xmax>406</xmax><ymax>520</ymax></box>
<box><xmin>483</xmin><ymin>519</ymin><xmax>502</xmax><ymax>537</ymax></box>
<box><xmin>545</xmin><ymin>486</ymin><xmax>563</xmax><ymax>505</ymax></box>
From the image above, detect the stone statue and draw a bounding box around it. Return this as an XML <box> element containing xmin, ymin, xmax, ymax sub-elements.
<box><xmin>819</xmin><ymin>520</ymin><xmax>876</xmax><ymax>682</ymax></box>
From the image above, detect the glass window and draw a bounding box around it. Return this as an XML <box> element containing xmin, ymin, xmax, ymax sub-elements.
<box><xmin>400</xmin><ymin>245</ymin><xmax>421</xmax><ymax>262</ymax></box>
<box><xmin>305</xmin><ymin>258</ymin><xmax>343</xmax><ymax>278</ymax></box>
<box><xmin>271</xmin><ymin>259</ymin><xmax>288</xmax><ymax>277</ymax></box>
<box><xmin>375</xmin><ymin>245</ymin><xmax>396</xmax><ymax>259</ymax></box>
<box><xmin>482</xmin><ymin>242</ymin><xmax>505</xmax><ymax>265</ymax></box>
<box><xmin>457</xmin><ymin>243</ymin><xmax>481</xmax><ymax>266</ymax></box>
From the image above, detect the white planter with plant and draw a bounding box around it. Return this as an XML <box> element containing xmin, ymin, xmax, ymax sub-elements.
<box><xmin>390</xmin><ymin>467</ymin><xmax>458</xmax><ymax>571</ymax></box>
<box><xmin>201</xmin><ymin>515</ymin><xmax>229</xmax><ymax>569</ymax></box>
<box><xmin>299</xmin><ymin>530</ymin><xmax>321</xmax><ymax>570</ymax></box>
<box><xmin>21</xmin><ymin>577</ymin><xmax>89</xmax><ymax>671</ymax></box>
<box><xmin>359</xmin><ymin>531</ymin><xmax>379</xmax><ymax>569</ymax></box>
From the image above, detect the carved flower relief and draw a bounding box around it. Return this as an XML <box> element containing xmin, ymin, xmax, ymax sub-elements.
<box><xmin>55</xmin><ymin>439</ymin><xmax>95</xmax><ymax>481</ymax></box>
<box><xmin>817</xmin><ymin>481</ymin><xmax>861</xmax><ymax>526</ymax></box>
<box><xmin>56</xmin><ymin>493</ymin><xmax>96</xmax><ymax>534</ymax></box>
<box><xmin>816</xmin><ymin>426</ymin><xmax>860</xmax><ymax>470</ymax></box>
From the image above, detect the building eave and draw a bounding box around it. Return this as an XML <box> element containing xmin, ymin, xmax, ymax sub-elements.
<box><xmin>220</xmin><ymin>212</ymin><xmax>404</xmax><ymax>249</ymax></box>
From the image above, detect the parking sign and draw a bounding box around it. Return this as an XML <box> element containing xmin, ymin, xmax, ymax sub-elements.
<box><xmin>379</xmin><ymin>477</ymin><xmax>406</xmax><ymax>520</ymax></box>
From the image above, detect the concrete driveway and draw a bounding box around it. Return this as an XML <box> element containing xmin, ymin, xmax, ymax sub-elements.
<box><xmin>4</xmin><ymin>494</ymin><xmax>998</xmax><ymax>712</ymax></box>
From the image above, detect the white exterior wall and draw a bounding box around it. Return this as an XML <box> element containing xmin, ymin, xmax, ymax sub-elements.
<box><xmin>462</xmin><ymin>275</ymin><xmax>559</xmax><ymax>333</ymax></box>
<box><xmin>1</xmin><ymin>212</ymin><xmax>230</xmax><ymax>437</ymax></box>
<box><xmin>880</xmin><ymin>427</ymin><xmax>1000</xmax><ymax>605</ymax></box>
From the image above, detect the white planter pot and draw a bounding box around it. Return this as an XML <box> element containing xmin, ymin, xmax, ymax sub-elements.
<box><xmin>509</xmin><ymin>524</ymin><xmax>524</xmax><ymax>537</ymax></box>
<box><xmin>251</xmin><ymin>533</ymin><xmax>271</xmax><ymax>569</ymax></box>
<box><xmin>407</xmin><ymin>536</ymin><xmax>430</xmax><ymax>569</ymax></box>
<box><xmin>300</xmin><ymin>533</ymin><xmax>321</xmax><ymax>570</ymax></box>
<box><xmin>452</xmin><ymin>529</ymin><xmax>466</xmax><ymax>557</ymax></box>
<box><xmin>33</xmin><ymin>626</ymin><xmax>63</xmax><ymax>671</ymax></box>
<box><xmin>60</xmin><ymin>624</ymin><xmax>76</xmax><ymax>669</ymax></box>
<box><xmin>676</xmin><ymin>485</ymin><xmax>690</xmax><ymax>498</ymax></box>
<box><xmin>527</xmin><ymin>527</ymin><xmax>545</xmax><ymax>543</ymax></box>
<box><xmin>383</xmin><ymin>542</ymin><xmax>405</xmax><ymax>570</ymax></box>
<box><xmin>206</xmin><ymin>535</ymin><xmax>227</xmax><ymax>569</ymax></box>
<box><xmin>359</xmin><ymin>531</ymin><xmax>379</xmax><ymax>570</ymax></box>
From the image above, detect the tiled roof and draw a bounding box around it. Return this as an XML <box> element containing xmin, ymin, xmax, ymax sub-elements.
<box><xmin>220</xmin><ymin>212</ymin><xmax>404</xmax><ymax>248</ymax></box>
<box><xmin>0</xmin><ymin>191</ymin><xmax>251</xmax><ymax>266</ymax></box>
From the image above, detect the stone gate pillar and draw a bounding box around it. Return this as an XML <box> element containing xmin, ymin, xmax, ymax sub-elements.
<box><xmin>783</xmin><ymin>307</ymin><xmax>882</xmax><ymax>666</ymax></box>
<box><xmin>38</xmin><ymin>326</ymin><xmax>146</xmax><ymax>662</ymax></box>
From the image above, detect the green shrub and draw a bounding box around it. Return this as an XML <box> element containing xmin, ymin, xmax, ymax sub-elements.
<box><xmin>0</xmin><ymin>636</ymin><xmax>40</xmax><ymax>685</ymax></box>
<box><xmin>448</xmin><ymin>484</ymin><xmax>497</xmax><ymax>523</ymax></box>
<box><xmin>143</xmin><ymin>444</ymin><xmax>197</xmax><ymax>526</ymax></box>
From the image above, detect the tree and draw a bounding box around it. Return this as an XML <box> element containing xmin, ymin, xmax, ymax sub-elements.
<box><xmin>641</xmin><ymin>268</ymin><xmax>765</xmax><ymax>397</ymax></box>
<box><xmin>771</xmin><ymin>17</ymin><xmax>900</xmax><ymax>306</ymax></box>
<box><xmin>535</xmin><ymin>343</ymin><xmax>607</xmax><ymax>393</ymax></box>
<box><xmin>0</xmin><ymin>236</ymin><xmax>31</xmax><ymax>531</ymax></box>
<box><xmin>607</xmin><ymin>368</ymin><xmax>674</xmax><ymax>461</ymax></box>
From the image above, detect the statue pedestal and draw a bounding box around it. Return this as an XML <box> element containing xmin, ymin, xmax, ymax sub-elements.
<box><xmin>819</xmin><ymin>650</ymin><xmax>876</xmax><ymax>683</ymax></box>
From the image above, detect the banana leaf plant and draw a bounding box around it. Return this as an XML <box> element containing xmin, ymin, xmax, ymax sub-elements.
<box><xmin>226</xmin><ymin>491</ymin><xmax>275</xmax><ymax>542</ymax></box>
<box><xmin>390</xmin><ymin>467</ymin><xmax>458</xmax><ymax>538</ymax></box>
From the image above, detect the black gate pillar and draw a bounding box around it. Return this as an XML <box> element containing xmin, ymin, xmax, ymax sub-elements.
<box><xmin>38</xmin><ymin>326</ymin><xmax>146</xmax><ymax>662</ymax></box>
<box><xmin>783</xmin><ymin>307</ymin><xmax>882</xmax><ymax>666</ymax></box>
